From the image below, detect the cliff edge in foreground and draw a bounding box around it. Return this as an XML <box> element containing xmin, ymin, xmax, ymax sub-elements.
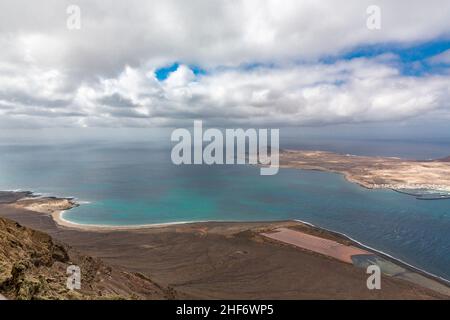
<box><xmin>0</xmin><ymin>217</ymin><xmax>174</xmax><ymax>300</ymax></box>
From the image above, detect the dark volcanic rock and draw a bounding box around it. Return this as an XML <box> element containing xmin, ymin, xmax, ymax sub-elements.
<box><xmin>0</xmin><ymin>217</ymin><xmax>172</xmax><ymax>300</ymax></box>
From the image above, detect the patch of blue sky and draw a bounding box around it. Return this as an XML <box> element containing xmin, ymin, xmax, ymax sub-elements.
<box><xmin>155</xmin><ymin>62</ymin><xmax>207</xmax><ymax>81</ymax></box>
<box><xmin>155</xmin><ymin>40</ymin><xmax>450</xmax><ymax>80</ymax></box>
<box><xmin>322</xmin><ymin>39</ymin><xmax>450</xmax><ymax>76</ymax></box>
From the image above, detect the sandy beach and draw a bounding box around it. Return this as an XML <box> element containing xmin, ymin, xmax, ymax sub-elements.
<box><xmin>13</xmin><ymin>196</ymin><xmax>212</xmax><ymax>231</ymax></box>
<box><xmin>1</xmin><ymin>191</ymin><xmax>449</xmax><ymax>299</ymax></box>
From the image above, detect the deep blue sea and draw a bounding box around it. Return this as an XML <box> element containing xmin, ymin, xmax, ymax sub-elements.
<box><xmin>0</xmin><ymin>134</ymin><xmax>449</xmax><ymax>281</ymax></box>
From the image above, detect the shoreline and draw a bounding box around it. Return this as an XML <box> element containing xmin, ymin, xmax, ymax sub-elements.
<box><xmin>293</xmin><ymin>218</ymin><xmax>450</xmax><ymax>287</ymax></box>
<box><xmin>280</xmin><ymin>165</ymin><xmax>450</xmax><ymax>198</ymax></box>
<box><xmin>17</xmin><ymin>191</ymin><xmax>450</xmax><ymax>287</ymax></box>
<box><xmin>57</xmin><ymin>209</ymin><xmax>213</xmax><ymax>231</ymax></box>
<box><xmin>279</xmin><ymin>149</ymin><xmax>450</xmax><ymax>195</ymax></box>
<box><xmin>2</xmin><ymin>190</ymin><xmax>449</xmax><ymax>299</ymax></box>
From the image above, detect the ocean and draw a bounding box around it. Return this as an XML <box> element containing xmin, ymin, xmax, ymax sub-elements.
<box><xmin>0</xmin><ymin>133</ymin><xmax>449</xmax><ymax>281</ymax></box>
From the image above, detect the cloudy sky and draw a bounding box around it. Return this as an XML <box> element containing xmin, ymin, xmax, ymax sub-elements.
<box><xmin>1</xmin><ymin>0</ymin><xmax>450</xmax><ymax>131</ymax></box>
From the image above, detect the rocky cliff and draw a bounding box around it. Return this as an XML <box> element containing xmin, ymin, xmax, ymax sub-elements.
<box><xmin>0</xmin><ymin>217</ymin><xmax>174</xmax><ymax>300</ymax></box>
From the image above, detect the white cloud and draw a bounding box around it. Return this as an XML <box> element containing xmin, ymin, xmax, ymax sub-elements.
<box><xmin>429</xmin><ymin>49</ymin><xmax>450</xmax><ymax>64</ymax></box>
<box><xmin>0</xmin><ymin>0</ymin><xmax>450</xmax><ymax>128</ymax></box>
<box><xmin>3</xmin><ymin>58</ymin><xmax>449</xmax><ymax>128</ymax></box>
<box><xmin>2</xmin><ymin>0</ymin><xmax>450</xmax><ymax>70</ymax></box>
<box><xmin>164</xmin><ymin>65</ymin><xmax>196</xmax><ymax>88</ymax></box>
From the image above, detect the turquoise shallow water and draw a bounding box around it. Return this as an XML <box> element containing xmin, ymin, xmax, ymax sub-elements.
<box><xmin>0</xmin><ymin>140</ymin><xmax>449</xmax><ymax>281</ymax></box>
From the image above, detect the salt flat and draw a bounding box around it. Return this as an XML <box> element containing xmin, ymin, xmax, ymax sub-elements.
<box><xmin>262</xmin><ymin>227</ymin><xmax>371</xmax><ymax>264</ymax></box>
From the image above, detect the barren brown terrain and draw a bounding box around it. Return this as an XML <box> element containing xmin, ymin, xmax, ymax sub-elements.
<box><xmin>279</xmin><ymin>150</ymin><xmax>450</xmax><ymax>192</ymax></box>
<box><xmin>1</xmin><ymin>192</ymin><xmax>448</xmax><ymax>300</ymax></box>
<box><xmin>0</xmin><ymin>216</ymin><xmax>173</xmax><ymax>300</ymax></box>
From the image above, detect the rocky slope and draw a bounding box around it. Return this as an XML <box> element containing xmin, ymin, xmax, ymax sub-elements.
<box><xmin>0</xmin><ymin>217</ymin><xmax>174</xmax><ymax>300</ymax></box>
